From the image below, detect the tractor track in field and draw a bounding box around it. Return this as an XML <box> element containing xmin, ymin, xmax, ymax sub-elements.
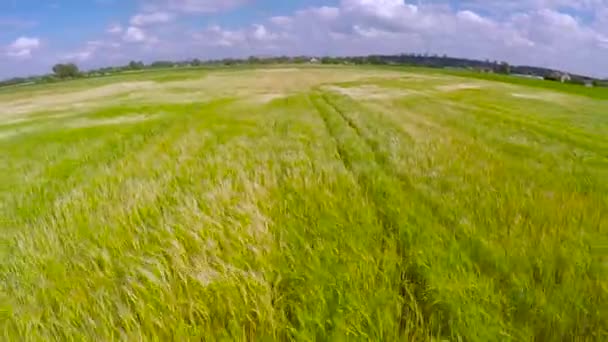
<box><xmin>321</xmin><ymin>93</ymin><xmax>461</xmax><ymax>231</ymax></box>
<box><xmin>310</xmin><ymin>91</ymin><xmax>452</xmax><ymax>337</ymax></box>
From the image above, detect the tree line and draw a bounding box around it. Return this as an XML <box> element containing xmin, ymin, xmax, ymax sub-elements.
<box><xmin>1</xmin><ymin>54</ymin><xmax>606</xmax><ymax>88</ymax></box>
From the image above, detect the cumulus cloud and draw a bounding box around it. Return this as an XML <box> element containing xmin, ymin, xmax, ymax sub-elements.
<box><xmin>15</xmin><ymin>0</ymin><xmax>606</xmax><ymax>78</ymax></box>
<box><xmin>248</xmin><ymin>0</ymin><xmax>607</xmax><ymax>76</ymax></box>
<box><xmin>191</xmin><ymin>23</ymin><xmax>286</xmax><ymax>53</ymax></box>
<box><xmin>460</xmin><ymin>0</ymin><xmax>608</xmax><ymax>13</ymax></box>
<box><xmin>297</xmin><ymin>6</ymin><xmax>341</xmax><ymax>21</ymax></box>
<box><xmin>123</xmin><ymin>26</ymin><xmax>148</xmax><ymax>43</ymax></box>
<box><xmin>196</xmin><ymin>25</ymin><xmax>246</xmax><ymax>47</ymax></box>
<box><xmin>251</xmin><ymin>24</ymin><xmax>281</xmax><ymax>42</ymax></box>
<box><xmin>61</xmin><ymin>40</ymin><xmax>121</xmax><ymax>62</ymax></box>
<box><xmin>5</xmin><ymin>36</ymin><xmax>41</xmax><ymax>58</ymax></box>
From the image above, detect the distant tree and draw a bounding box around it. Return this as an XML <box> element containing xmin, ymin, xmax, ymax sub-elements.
<box><xmin>0</xmin><ymin>77</ymin><xmax>25</xmax><ymax>87</ymax></box>
<box><xmin>292</xmin><ymin>56</ymin><xmax>309</xmax><ymax>64</ymax></box>
<box><xmin>497</xmin><ymin>62</ymin><xmax>511</xmax><ymax>74</ymax></box>
<box><xmin>128</xmin><ymin>60</ymin><xmax>144</xmax><ymax>70</ymax></box>
<box><xmin>276</xmin><ymin>55</ymin><xmax>290</xmax><ymax>63</ymax></box>
<box><xmin>567</xmin><ymin>77</ymin><xmax>585</xmax><ymax>86</ymax></box>
<box><xmin>592</xmin><ymin>80</ymin><xmax>607</xmax><ymax>87</ymax></box>
<box><xmin>52</xmin><ymin>63</ymin><xmax>80</xmax><ymax>79</ymax></box>
<box><xmin>367</xmin><ymin>56</ymin><xmax>386</xmax><ymax>65</ymax></box>
<box><xmin>39</xmin><ymin>74</ymin><xmax>57</xmax><ymax>83</ymax></box>
<box><xmin>596</xmin><ymin>80</ymin><xmax>608</xmax><ymax>87</ymax></box>
<box><xmin>191</xmin><ymin>58</ymin><xmax>202</xmax><ymax>66</ymax></box>
<box><xmin>150</xmin><ymin>60</ymin><xmax>175</xmax><ymax>68</ymax></box>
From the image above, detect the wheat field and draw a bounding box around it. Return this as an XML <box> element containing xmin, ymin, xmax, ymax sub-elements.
<box><xmin>1</xmin><ymin>66</ymin><xmax>607</xmax><ymax>340</ymax></box>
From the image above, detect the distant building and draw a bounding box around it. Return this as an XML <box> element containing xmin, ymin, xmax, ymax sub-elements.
<box><xmin>584</xmin><ymin>80</ymin><xmax>594</xmax><ymax>87</ymax></box>
<box><xmin>309</xmin><ymin>57</ymin><xmax>320</xmax><ymax>64</ymax></box>
<box><xmin>545</xmin><ymin>71</ymin><xmax>571</xmax><ymax>83</ymax></box>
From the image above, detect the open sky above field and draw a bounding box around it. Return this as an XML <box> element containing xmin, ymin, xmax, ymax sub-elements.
<box><xmin>0</xmin><ymin>0</ymin><xmax>607</xmax><ymax>79</ymax></box>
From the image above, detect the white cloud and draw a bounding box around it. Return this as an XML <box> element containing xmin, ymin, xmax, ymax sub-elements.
<box><xmin>61</xmin><ymin>50</ymin><xmax>94</xmax><ymax>62</ymax></box>
<box><xmin>5</xmin><ymin>36</ymin><xmax>41</xmax><ymax>58</ymax></box>
<box><xmin>457</xmin><ymin>10</ymin><xmax>492</xmax><ymax>25</ymax></box>
<box><xmin>8</xmin><ymin>0</ymin><xmax>607</xmax><ymax>79</ymax></box>
<box><xmin>192</xmin><ymin>23</ymin><xmax>285</xmax><ymax>49</ymax></box>
<box><xmin>460</xmin><ymin>0</ymin><xmax>608</xmax><ymax>13</ymax></box>
<box><xmin>252</xmin><ymin>24</ymin><xmax>279</xmax><ymax>41</ymax></box>
<box><xmin>596</xmin><ymin>34</ymin><xmax>608</xmax><ymax>48</ymax></box>
<box><xmin>243</xmin><ymin>0</ymin><xmax>606</xmax><ymax>77</ymax></box>
<box><xmin>123</xmin><ymin>26</ymin><xmax>148</xmax><ymax>43</ymax></box>
<box><xmin>342</xmin><ymin>0</ymin><xmax>419</xmax><ymax>20</ymax></box>
<box><xmin>130</xmin><ymin>11</ymin><xmax>174</xmax><ymax>26</ymax></box>
<box><xmin>194</xmin><ymin>25</ymin><xmax>245</xmax><ymax>47</ymax></box>
<box><xmin>61</xmin><ymin>40</ymin><xmax>121</xmax><ymax>62</ymax></box>
<box><xmin>297</xmin><ymin>6</ymin><xmax>341</xmax><ymax>21</ymax></box>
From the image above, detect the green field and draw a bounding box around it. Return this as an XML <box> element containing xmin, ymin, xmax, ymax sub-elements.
<box><xmin>1</xmin><ymin>66</ymin><xmax>607</xmax><ymax>340</ymax></box>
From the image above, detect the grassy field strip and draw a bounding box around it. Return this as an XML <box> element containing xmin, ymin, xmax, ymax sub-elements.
<box><xmin>271</xmin><ymin>95</ymin><xmax>412</xmax><ymax>340</ymax></box>
<box><xmin>4</xmin><ymin>95</ymin><xmax>380</xmax><ymax>339</ymax></box>
<box><xmin>405</xmin><ymin>96</ymin><xmax>608</xmax><ymax>264</ymax></box>
<box><xmin>0</xmin><ymin>68</ymin><xmax>408</xmax><ymax>123</ymax></box>
<box><xmin>368</xmin><ymin>98</ymin><xmax>608</xmax><ymax>223</ymax></box>
<box><xmin>240</xmin><ymin>96</ymin><xmax>393</xmax><ymax>340</ymax></box>
<box><xmin>349</xmin><ymin>91</ymin><xmax>607</xmax><ymax>247</ymax></box>
<box><xmin>384</xmin><ymin>92</ymin><xmax>608</xmax><ymax>190</ymax></box>
<box><xmin>311</xmin><ymin>92</ymin><xmax>471</xmax><ymax>339</ymax></box>
<box><xmin>1</xmin><ymin>100</ymin><xmax>232</xmax><ymax>214</ymax></box>
<box><xmin>1</xmin><ymin>103</ymin><xmax>244</xmax><ymax>337</ymax></box>
<box><xmin>477</xmin><ymin>93</ymin><xmax>608</xmax><ymax>133</ymax></box>
<box><xmin>391</xmin><ymin>93</ymin><xmax>608</xmax><ymax>236</ymax></box>
<box><xmin>0</xmin><ymin>120</ymin><xmax>174</xmax><ymax>270</ymax></box>
<box><xmin>439</xmin><ymin>68</ymin><xmax>608</xmax><ymax>100</ymax></box>
<box><xmin>2</xmin><ymin>123</ymin><xmax>257</xmax><ymax>339</ymax></box>
<box><xmin>318</xmin><ymin>91</ymin><xmax>520</xmax><ymax>340</ymax></box>
<box><xmin>370</xmin><ymin>77</ymin><xmax>608</xmax><ymax>145</ymax></box>
<box><xmin>379</xmin><ymin>74</ymin><xmax>608</xmax><ymax>129</ymax></box>
<box><xmin>394</xmin><ymin>83</ymin><xmax>608</xmax><ymax>157</ymax></box>
<box><xmin>214</xmin><ymin>95</ymin><xmax>398</xmax><ymax>340</ymax></box>
<box><xmin>323</xmin><ymin>89</ymin><xmax>608</xmax><ymax>338</ymax></box>
<box><xmin>1</xmin><ymin>123</ymin><xmax>167</xmax><ymax>218</ymax></box>
<box><xmin>443</xmin><ymin>99</ymin><xmax>608</xmax><ymax>158</ymax></box>
<box><xmin>85</xmin><ymin>134</ymin><xmax>279</xmax><ymax>340</ymax></box>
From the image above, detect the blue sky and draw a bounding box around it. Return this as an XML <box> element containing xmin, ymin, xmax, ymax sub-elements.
<box><xmin>1</xmin><ymin>0</ymin><xmax>607</xmax><ymax>78</ymax></box>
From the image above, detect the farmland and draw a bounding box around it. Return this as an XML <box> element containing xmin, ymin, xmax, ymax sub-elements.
<box><xmin>1</xmin><ymin>66</ymin><xmax>607</xmax><ymax>340</ymax></box>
